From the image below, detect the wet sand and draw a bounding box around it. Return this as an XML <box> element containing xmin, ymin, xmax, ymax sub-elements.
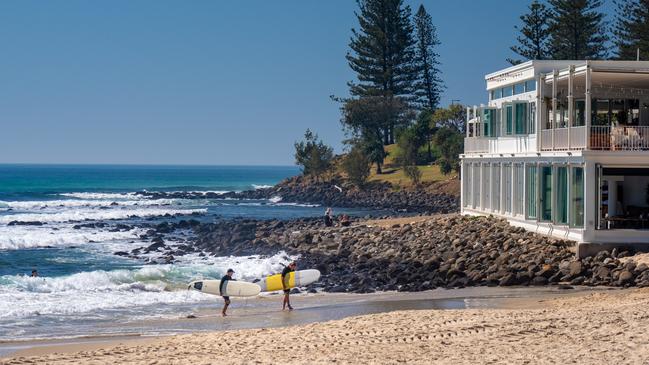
<box><xmin>0</xmin><ymin>286</ymin><xmax>602</xmax><ymax>361</ymax></box>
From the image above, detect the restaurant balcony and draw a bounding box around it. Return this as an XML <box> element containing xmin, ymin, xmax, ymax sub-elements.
<box><xmin>539</xmin><ymin>125</ymin><xmax>649</xmax><ymax>151</ymax></box>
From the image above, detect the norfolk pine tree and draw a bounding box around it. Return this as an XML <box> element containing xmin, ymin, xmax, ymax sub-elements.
<box><xmin>413</xmin><ymin>5</ymin><xmax>444</xmax><ymax>111</ymax></box>
<box><xmin>508</xmin><ymin>1</ymin><xmax>552</xmax><ymax>65</ymax></box>
<box><xmin>614</xmin><ymin>0</ymin><xmax>649</xmax><ymax>60</ymax></box>
<box><xmin>346</xmin><ymin>0</ymin><xmax>418</xmax><ymax>145</ymax></box>
<box><xmin>547</xmin><ymin>0</ymin><xmax>608</xmax><ymax>60</ymax></box>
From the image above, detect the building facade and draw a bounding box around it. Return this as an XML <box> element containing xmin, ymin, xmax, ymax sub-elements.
<box><xmin>461</xmin><ymin>60</ymin><xmax>649</xmax><ymax>254</ymax></box>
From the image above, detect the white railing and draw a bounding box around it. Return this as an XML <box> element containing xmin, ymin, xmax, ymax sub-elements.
<box><xmin>570</xmin><ymin>126</ymin><xmax>587</xmax><ymax>150</ymax></box>
<box><xmin>540</xmin><ymin>129</ymin><xmax>553</xmax><ymax>151</ymax></box>
<box><xmin>591</xmin><ymin>126</ymin><xmax>649</xmax><ymax>151</ymax></box>
<box><xmin>554</xmin><ymin>128</ymin><xmax>569</xmax><ymax>150</ymax></box>
<box><xmin>464</xmin><ymin>137</ymin><xmax>489</xmax><ymax>153</ymax></box>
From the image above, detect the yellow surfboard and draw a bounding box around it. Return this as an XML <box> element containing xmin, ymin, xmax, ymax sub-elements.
<box><xmin>258</xmin><ymin>269</ymin><xmax>320</xmax><ymax>292</ymax></box>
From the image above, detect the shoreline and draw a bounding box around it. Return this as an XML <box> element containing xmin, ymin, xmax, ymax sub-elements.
<box><xmin>2</xmin><ymin>287</ymin><xmax>646</xmax><ymax>364</ymax></box>
<box><xmin>0</xmin><ymin>286</ymin><xmax>600</xmax><ymax>359</ymax></box>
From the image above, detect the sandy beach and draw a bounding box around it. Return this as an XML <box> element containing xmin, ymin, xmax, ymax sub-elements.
<box><xmin>2</xmin><ymin>287</ymin><xmax>647</xmax><ymax>364</ymax></box>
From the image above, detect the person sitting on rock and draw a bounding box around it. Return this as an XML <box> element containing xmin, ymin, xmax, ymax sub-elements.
<box><xmin>219</xmin><ymin>269</ymin><xmax>236</xmax><ymax>316</ymax></box>
<box><xmin>324</xmin><ymin>208</ymin><xmax>333</xmax><ymax>227</ymax></box>
<box><xmin>339</xmin><ymin>214</ymin><xmax>351</xmax><ymax>227</ymax></box>
<box><xmin>282</xmin><ymin>262</ymin><xmax>297</xmax><ymax>311</ymax></box>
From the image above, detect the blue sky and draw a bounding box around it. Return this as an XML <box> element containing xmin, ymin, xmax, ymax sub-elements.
<box><xmin>0</xmin><ymin>1</ymin><xmax>615</xmax><ymax>165</ymax></box>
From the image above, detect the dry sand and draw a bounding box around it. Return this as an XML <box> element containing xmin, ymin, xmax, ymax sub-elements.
<box><xmin>3</xmin><ymin>288</ymin><xmax>649</xmax><ymax>364</ymax></box>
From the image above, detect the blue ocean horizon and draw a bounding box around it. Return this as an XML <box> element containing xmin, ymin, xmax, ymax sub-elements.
<box><xmin>0</xmin><ymin>164</ymin><xmax>300</xmax><ymax>197</ymax></box>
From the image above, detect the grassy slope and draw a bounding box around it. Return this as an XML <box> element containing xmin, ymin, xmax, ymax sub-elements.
<box><xmin>367</xmin><ymin>144</ymin><xmax>454</xmax><ymax>189</ymax></box>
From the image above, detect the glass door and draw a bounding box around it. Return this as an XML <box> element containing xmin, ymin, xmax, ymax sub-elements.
<box><xmin>555</xmin><ymin>166</ymin><xmax>568</xmax><ymax>224</ymax></box>
<box><xmin>540</xmin><ymin>165</ymin><xmax>553</xmax><ymax>221</ymax></box>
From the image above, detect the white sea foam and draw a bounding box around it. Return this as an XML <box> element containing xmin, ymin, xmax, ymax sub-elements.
<box><xmin>274</xmin><ymin>202</ymin><xmax>320</xmax><ymax>208</ymax></box>
<box><xmin>252</xmin><ymin>184</ymin><xmax>273</xmax><ymax>190</ymax></box>
<box><xmin>59</xmin><ymin>192</ymin><xmax>141</xmax><ymax>200</ymax></box>
<box><xmin>0</xmin><ymin>251</ymin><xmax>294</xmax><ymax>318</ymax></box>
<box><xmin>268</xmin><ymin>196</ymin><xmax>282</xmax><ymax>203</ymax></box>
<box><xmin>0</xmin><ymin>225</ymin><xmax>145</xmax><ymax>250</ymax></box>
<box><xmin>0</xmin><ymin>198</ymin><xmax>178</xmax><ymax>210</ymax></box>
<box><xmin>156</xmin><ymin>190</ymin><xmax>232</xmax><ymax>196</ymax></box>
<box><xmin>0</xmin><ymin>207</ymin><xmax>207</xmax><ymax>224</ymax></box>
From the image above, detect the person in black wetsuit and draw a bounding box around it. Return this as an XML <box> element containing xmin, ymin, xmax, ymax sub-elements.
<box><xmin>219</xmin><ymin>268</ymin><xmax>235</xmax><ymax>316</ymax></box>
<box><xmin>282</xmin><ymin>262</ymin><xmax>297</xmax><ymax>311</ymax></box>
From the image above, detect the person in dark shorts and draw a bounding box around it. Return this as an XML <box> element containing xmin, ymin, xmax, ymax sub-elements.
<box><xmin>219</xmin><ymin>268</ymin><xmax>235</xmax><ymax>316</ymax></box>
<box><xmin>282</xmin><ymin>262</ymin><xmax>297</xmax><ymax>311</ymax></box>
<box><xmin>324</xmin><ymin>208</ymin><xmax>333</xmax><ymax>227</ymax></box>
<box><xmin>30</xmin><ymin>269</ymin><xmax>38</xmax><ymax>277</ymax></box>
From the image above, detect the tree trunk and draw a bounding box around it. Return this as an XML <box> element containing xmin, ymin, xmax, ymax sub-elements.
<box><xmin>427</xmin><ymin>141</ymin><xmax>432</xmax><ymax>162</ymax></box>
<box><xmin>376</xmin><ymin>162</ymin><xmax>382</xmax><ymax>174</ymax></box>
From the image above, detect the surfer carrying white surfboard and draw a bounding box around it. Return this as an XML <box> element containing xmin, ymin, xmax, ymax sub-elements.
<box><xmin>282</xmin><ymin>262</ymin><xmax>296</xmax><ymax>311</ymax></box>
<box><xmin>219</xmin><ymin>269</ymin><xmax>235</xmax><ymax>316</ymax></box>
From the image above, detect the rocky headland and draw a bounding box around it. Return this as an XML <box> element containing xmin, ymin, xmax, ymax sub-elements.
<box><xmin>123</xmin><ymin>214</ymin><xmax>649</xmax><ymax>293</ymax></box>
<box><xmin>139</xmin><ymin>175</ymin><xmax>460</xmax><ymax>214</ymax></box>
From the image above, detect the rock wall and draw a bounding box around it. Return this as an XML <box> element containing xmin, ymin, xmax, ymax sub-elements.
<box><xmin>188</xmin><ymin>215</ymin><xmax>649</xmax><ymax>293</ymax></box>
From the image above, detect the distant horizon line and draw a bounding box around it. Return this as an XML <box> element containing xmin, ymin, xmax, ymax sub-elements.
<box><xmin>0</xmin><ymin>162</ymin><xmax>298</xmax><ymax>168</ymax></box>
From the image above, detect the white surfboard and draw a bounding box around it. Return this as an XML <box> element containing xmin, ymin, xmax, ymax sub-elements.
<box><xmin>258</xmin><ymin>269</ymin><xmax>321</xmax><ymax>292</ymax></box>
<box><xmin>188</xmin><ymin>279</ymin><xmax>260</xmax><ymax>297</ymax></box>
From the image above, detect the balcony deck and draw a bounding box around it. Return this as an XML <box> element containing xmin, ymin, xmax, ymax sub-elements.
<box><xmin>465</xmin><ymin>126</ymin><xmax>649</xmax><ymax>154</ymax></box>
<box><xmin>539</xmin><ymin>125</ymin><xmax>649</xmax><ymax>151</ymax></box>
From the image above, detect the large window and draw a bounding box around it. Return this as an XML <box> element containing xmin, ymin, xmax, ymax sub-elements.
<box><xmin>483</xmin><ymin>109</ymin><xmax>497</xmax><ymax>137</ymax></box>
<box><xmin>570</xmin><ymin>167</ymin><xmax>584</xmax><ymax>228</ymax></box>
<box><xmin>515</xmin><ymin>103</ymin><xmax>528</xmax><ymax>134</ymax></box>
<box><xmin>555</xmin><ymin>166</ymin><xmax>568</xmax><ymax>224</ymax></box>
<box><xmin>492</xmin><ymin>163</ymin><xmax>501</xmax><ymax>212</ymax></box>
<box><xmin>514</xmin><ymin>163</ymin><xmax>525</xmax><ymax>215</ymax></box>
<box><xmin>526</xmin><ymin>165</ymin><xmax>537</xmax><ymax>219</ymax></box>
<box><xmin>540</xmin><ymin>166</ymin><xmax>553</xmax><ymax>221</ymax></box>
<box><xmin>514</xmin><ymin>83</ymin><xmax>525</xmax><ymax>95</ymax></box>
<box><xmin>490</xmin><ymin>80</ymin><xmax>535</xmax><ymax>100</ymax></box>
<box><xmin>503</xmin><ymin>163</ymin><xmax>512</xmax><ymax>214</ymax></box>
<box><xmin>525</xmin><ymin>80</ymin><xmax>536</xmax><ymax>92</ymax></box>
<box><xmin>505</xmin><ymin>105</ymin><xmax>513</xmax><ymax>135</ymax></box>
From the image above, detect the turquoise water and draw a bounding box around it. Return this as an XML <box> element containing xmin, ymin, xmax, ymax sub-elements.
<box><xmin>0</xmin><ymin>164</ymin><xmax>298</xmax><ymax>198</ymax></box>
<box><xmin>0</xmin><ymin>164</ymin><xmax>379</xmax><ymax>341</ymax></box>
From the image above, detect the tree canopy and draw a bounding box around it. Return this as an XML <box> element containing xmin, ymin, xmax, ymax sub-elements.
<box><xmin>294</xmin><ymin>130</ymin><xmax>334</xmax><ymax>180</ymax></box>
<box><xmin>547</xmin><ymin>0</ymin><xmax>608</xmax><ymax>60</ymax></box>
<box><xmin>346</xmin><ymin>0</ymin><xmax>418</xmax><ymax>145</ymax></box>
<box><xmin>509</xmin><ymin>1</ymin><xmax>552</xmax><ymax>65</ymax></box>
<box><xmin>614</xmin><ymin>0</ymin><xmax>649</xmax><ymax>60</ymax></box>
<box><xmin>413</xmin><ymin>5</ymin><xmax>444</xmax><ymax>111</ymax></box>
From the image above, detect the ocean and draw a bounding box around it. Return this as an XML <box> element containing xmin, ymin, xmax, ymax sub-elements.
<box><xmin>0</xmin><ymin>164</ymin><xmax>373</xmax><ymax>341</ymax></box>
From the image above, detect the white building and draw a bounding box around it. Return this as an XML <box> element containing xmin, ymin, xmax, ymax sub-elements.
<box><xmin>461</xmin><ymin>60</ymin><xmax>649</xmax><ymax>256</ymax></box>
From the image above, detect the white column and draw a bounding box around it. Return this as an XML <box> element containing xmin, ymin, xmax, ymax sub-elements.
<box><xmin>476</xmin><ymin>163</ymin><xmax>484</xmax><ymax>211</ymax></box>
<box><xmin>537</xmin><ymin>75</ymin><xmax>544</xmax><ymax>151</ymax></box>
<box><xmin>552</xmin><ymin>70</ymin><xmax>558</xmax><ymax>150</ymax></box>
<box><xmin>585</xmin><ymin>63</ymin><xmax>592</xmax><ymax>149</ymax></box>
<box><xmin>568</xmin><ymin>65</ymin><xmax>574</xmax><ymax>149</ymax></box>
<box><xmin>500</xmin><ymin>163</ymin><xmax>505</xmax><ymax>214</ymax></box>
<box><xmin>466</xmin><ymin>107</ymin><xmax>471</xmax><ymax>137</ymax></box>
<box><xmin>473</xmin><ymin>105</ymin><xmax>479</xmax><ymax>137</ymax></box>
<box><xmin>582</xmin><ymin>161</ymin><xmax>597</xmax><ymax>240</ymax></box>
